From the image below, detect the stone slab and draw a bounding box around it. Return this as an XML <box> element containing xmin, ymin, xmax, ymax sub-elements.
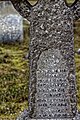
<box><xmin>10</xmin><ymin>0</ymin><xmax>80</xmax><ymax>119</ymax></box>
<box><xmin>0</xmin><ymin>1</ymin><xmax>23</xmax><ymax>43</ymax></box>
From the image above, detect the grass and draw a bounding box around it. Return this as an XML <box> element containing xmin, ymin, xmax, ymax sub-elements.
<box><xmin>0</xmin><ymin>20</ymin><xmax>30</xmax><ymax>119</ymax></box>
<box><xmin>0</xmin><ymin>0</ymin><xmax>80</xmax><ymax>119</ymax></box>
<box><xmin>74</xmin><ymin>20</ymin><xmax>80</xmax><ymax>110</ymax></box>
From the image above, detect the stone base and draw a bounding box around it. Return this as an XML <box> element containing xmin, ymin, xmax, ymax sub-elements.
<box><xmin>16</xmin><ymin>110</ymin><xmax>80</xmax><ymax>120</ymax></box>
<box><xmin>17</xmin><ymin>117</ymin><xmax>79</xmax><ymax>120</ymax></box>
<box><xmin>26</xmin><ymin>118</ymin><xmax>72</xmax><ymax>120</ymax></box>
<box><xmin>25</xmin><ymin>118</ymin><xmax>79</xmax><ymax>120</ymax></box>
<box><xmin>29</xmin><ymin>118</ymin><xmax>79</xmax><ymax>120</ymax></box>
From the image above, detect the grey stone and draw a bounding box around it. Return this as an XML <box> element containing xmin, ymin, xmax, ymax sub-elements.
<box><xmin>10</xmin><ymin>0</ymin><xmax>80</xmax><ymax>119</ymax></box>
<box><xmin>0</xmin><ymin>1</ymin><xmax>23</xmax><ymax>43</ymax></box>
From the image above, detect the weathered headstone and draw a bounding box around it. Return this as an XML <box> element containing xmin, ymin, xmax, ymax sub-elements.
<box><xmin>10</xmin><ymin>0</ymin><xmax>80</xmax><ymax>119</ymax></box>
<box><xmin>0</xmin><ymin>1</ymin><xmax>23</xmax><ymax>43</ymax></box>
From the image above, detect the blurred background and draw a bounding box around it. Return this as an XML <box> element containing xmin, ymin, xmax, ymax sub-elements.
<box><xmin>0</xmin><ymin>0</ymin><xmax>80</xmax><ymax>119</ymax></box>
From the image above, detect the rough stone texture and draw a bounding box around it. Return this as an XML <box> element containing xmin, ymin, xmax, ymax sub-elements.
<box><xmin>0</xmin><ymin>1</ymin><xmax>23</xmax><ymax>43</ymax></box>
<box><xmin>10</xmin><ymin>0</ymin><xmax>80</xmax><ymax>119</ymax></box>
<box><xmin>10</xmin><ymin>0</ymin><xmax>32</xmax><ymax>20</ymax></box>
<box><xmin>36</xmin><ymin>48</ymin><xmax>72</xmax><ymax>118</ymax></box>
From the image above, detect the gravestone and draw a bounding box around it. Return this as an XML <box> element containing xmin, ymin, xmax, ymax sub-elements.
<box><xmin>0</xmin><ymin>1</ymin><xmax>23</xmax><ymax>43</ymax></box>
<box><xmin>10</xmin><ymin>0</ymin><xmax>80</xmax><ymax>119</ymax></box>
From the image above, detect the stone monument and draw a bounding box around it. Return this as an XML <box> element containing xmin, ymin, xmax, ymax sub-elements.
<box><xmin>9</xmin><ymin>0</ymin><xmax>80</xmax><ymax>119</ymax></box>
<box><xmin>0</xmin><ymin>1</ymin><xmax>23</xmax><ymax>43</ymax></box>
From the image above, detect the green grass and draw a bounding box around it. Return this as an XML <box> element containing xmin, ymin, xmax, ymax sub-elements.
<box><xmin>74</xmin><ymin>20</ymin><xmax>80</xmax><ymax>111</ymax></box>
<box><xmin>0</xmin><ymin>20</ymin><xmax>30</xmax><ymax>119</ymax></box>
<box><xmin>67</xmin><ymin>0</ymin><xmax>76</xmax><ymax>4</ymax></box>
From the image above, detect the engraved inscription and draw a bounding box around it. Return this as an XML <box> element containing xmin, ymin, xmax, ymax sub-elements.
<box><xmin>36</xmin><ymin>49</ymin><xmax>73</xmax><ymax>119</ymax></box>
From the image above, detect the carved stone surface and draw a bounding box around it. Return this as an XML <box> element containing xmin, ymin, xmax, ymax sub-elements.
<box><xmin>28</xmin><ymin>1</ymin><xmax>77</xmax><ymax>119</ymax></box>
<box><xmin>0</xmin><ymin>1</ymin><xmax>23</xmax><ymax>43</ymax></box>
<box><xmin>10</xmin><ymin>0</ymin><xmax>80</xmax><ymax>119</ymax></box>
<box><xmin>36</xmin><ymin>48</ymin><xmax>72</xmax><ymax>118</ymax></box>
